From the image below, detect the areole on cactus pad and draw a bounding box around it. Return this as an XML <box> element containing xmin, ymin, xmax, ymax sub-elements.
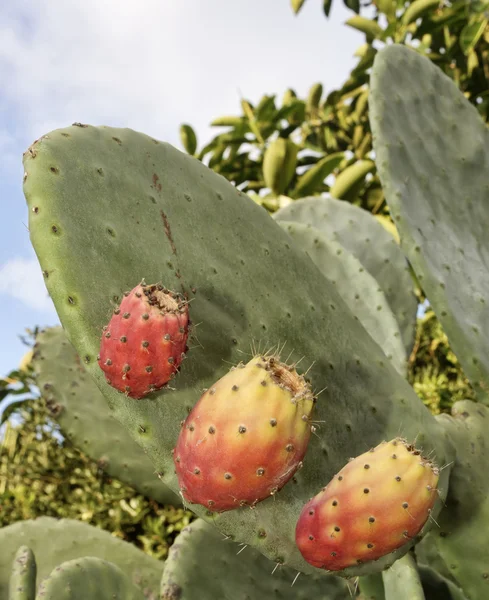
<box><xmin>174</xmin><ymin>353</ymin><xmax>316</xmax><ymax>511</ymax></box>
<box><xmin>98</xmin><ymin>282</ymin><xmax>190</xmax><ymax>399</ymax></box>
<box><xmin>295</xmin><ymin>438</ymin><xmax>439</xmax><ymax>571</ymax></box>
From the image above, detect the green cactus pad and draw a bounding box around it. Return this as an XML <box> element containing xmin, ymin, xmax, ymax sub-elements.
<box><xmin>274</xmin><ymin>196</ymin><xmax>417</xmax><ymax>356</ymax></box>
<box><xmin>278</xmin><ymin>221</ymin><xmax>406</xmax><ymax>376</ymax></box>
<box><xmin>32</xmin><ymin>326</ymin><xmax>180</xmax><ymax>506</ymax></box>
<box><xmin>0</xmin><ymin>518</ymin><xmax>162</xmax><ymax>599</ymax></box>
<box><xmin>370</xmin><ymin>44</ymin><xmax>489</xmax><ymax>403</ymax></box>
<box><xmin>36</xmin><ymin>557</ymin><xmax>144</xmax><ymax>600</ymax></box>
<box><xmin>23</xmin><ymin>124</ymin><xmax>453</xmax><ymax>576</ymax></box>
<box><xmin>415</xmin><ymin>400</ymin><xmax>489</xmax><ymax>600</ymax></box>
<box><xmin>382</xmin><ymin>554</ymin><xmax>424</xmax><ymax>600</ymax></box>
<box><xmin>359</xmin><ymin>566</ymin><xmax>467</xmax><ymax>600</ymax></box>
<box><xmin>9</xmin><ymin>546</ymin><xmax>36</xmax><ymax>600</ymax></box>
<box><xmin>160</xmin><ymin>519</ymin><xmax>351</xmax><ymax>600</ymax></box>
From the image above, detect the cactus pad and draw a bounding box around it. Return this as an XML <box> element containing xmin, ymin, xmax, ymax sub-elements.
<box><xmin>32</xmin><ymin>326</ymin><xmax>180</xmax><ymax>506</ymax></box>
<box><xmin>274</xmin><ymin>195</ymin><xmax>417</xmax><ymax>356</ymax></box>
<box><xmin>0</xmin><ymin>518</ymin><xmax>163</xmax><ymax>598</ymax></box>
<box><xmin>415</xmin><ymin>400</ymin><xmax>489</xmax><ymax>600</ymax></box>
<box><xmin>23</xmin><ymin>124</ymin><xmax>452</xmax><ymax>575</ymax></box>
<box><xmin>36</xmin><ymin>557</ymin><xmax>145</xmax><ymax>600</ymax></box>
<box><xmin>382</xmin><ymin>554</ymin><xmax>424</xmax><ymax>600</ymax></box>
<box><xmin>278</xmin><ymin>221</ymin><xmax>406</xmax><ymax>376</ymax></box>
<box><xmin>370</xmin><ymin>44</ymin><xmax>489</xmax><ymax>402</ymax></box>
<box><xmin>160</xmin><ymin>519</ymin><xmax>351</xmax><ymax>599</ymax></box>
<box><xmin>9</xmin><ymin>546</ymin><xmax>36</xmax><ymax>600</ymax></box>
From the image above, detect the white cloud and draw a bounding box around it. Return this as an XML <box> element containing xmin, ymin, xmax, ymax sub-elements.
<box><xmin>0</xmin><ymin>0</ymin><xmax>363</xmax><ymax>150</ymax></box>
<box><xmin>0</xmin><ymin>257</ymin><xmax>57</xmax><ymax>313</ymax></box>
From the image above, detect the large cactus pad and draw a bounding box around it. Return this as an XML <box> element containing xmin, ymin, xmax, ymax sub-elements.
<box><xmin>370</xmin><ymin>44</ymin><xmax>489</xmax><ymax>403</ymax></box>
<box><xmin>32</xmin><ymin>326</ymin><xmax>180</xmax><ymax>506</ymax></box>
<box><xmin>23</xmin><ymin>123</ymin><xmax>452</xmax><ymax>575</ymax></box>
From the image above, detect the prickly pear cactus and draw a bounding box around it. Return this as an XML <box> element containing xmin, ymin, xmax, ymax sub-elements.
<box><xmin>278</xmin><ymin>221</ymin><xmax>406</xmax><ymax>376</ymax></box>
<box><xmin>369</xmin><ymin>43</ymin><xmax>489</xmax><ymax>600</ymax></box>
<box><xmin>22</xmin><ymin>123</ymin><xmax>453</xmax><ymax>576</ymax></box>
<box><xmin>9</xmin><ymin>546</ymin><xmax>36</xmax><ymax>600</ymax></box>
<box><xmin>370</xmin><ymin>44</ymin><xmax>489</xmax><ymax>403</ymax></box>
<box><xmin>274</xmin><ymin>195</ymin><xmax>417</xmax><ymax>356</ymax></box>
<box><xmin>382</xmin><ymin>554</ymin><xmax>424</xmax><ymax>600</ymax></box>
<box><xmin>36</xmin><ymin>557</ymin><xmax>145</xmax><ymax>600</ymax></box>
<box><xmin>32</xmin><ymin>326</ymin><xmax>180</xmax><ymax>506</ymax></box>
<box><xmin>0</xmin><ymin>518</ymin><xmax>163</xmax><ymax>599</ymax></box>
<box><xmin>160</xmin><ymin>519</ymin><xmax>351</xmax><ymax>600</ymax></box>
<box><xmin>359</xmin><ymin>566</ymin><xmax>467</xmax><ymax>600</ymax></box>
<box><xmin>415</xmin><ymin>401</ymin><xmax>489</xmax><ymax>600</ymax></box>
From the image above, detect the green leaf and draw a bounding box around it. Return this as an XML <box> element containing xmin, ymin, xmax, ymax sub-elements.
<box><xmin>323</xmin><ymin>0</ymin><xmax>333</xmax><ymax>17</ymax></box>
<box><xmin>376</xmin><ymin>0</ymin><xmax>397</xmax><ymax>21</ymax></box>
<box><xmin>467</xmin><ymin>48</ymin><xmax>479</xmax><ymax>76</ymax></box>
<box><xmin>343</xmin><ymin>0</ymin><xmax>360</xmax><ymax>14</ymax></box>
<box><xmin>402</xmin><ymin>0</ymin><xmax>439</xmax><ymax>26</ymax></box>
<box><xmin>179</xmin><ymin>124</ymin><xmax>197</xmax><ymax>156</ymax></box>
<box><xmin>460</xmin><ymin>17</ymin><xmax>488</xmax><ymax>55</ymax></box>
<box><xmin>290</xmin><ymin>152</ymin><xmax>344</xmax><ymax>198</ymax></box>
<box><xmin>291</xmin><ymin>0</ymin><xmax>307</xmax><ymax>14</ymax></box>
<box><xmin>241</xmin><ymin>99</ymin><xmax>264</xmax><ymax>143</ymax></box>
<box><xmin>329</xmin><ymin>159</ymin><xmax>376</xmax><ymax>200</ymax></box>
<box><xmin>210</xmin><ymin>116</ymin><xmax>245</xmax><ymax>127</ymax></box>
<box><xmin>1</xmin><ymin>399</ymin><xmax>27</xmax><ymax>424</ymax></box>
<box><xmin>255</xmin><ymin>95</ymin><xmax>277</xmax><ymax>122</ymax></box>
<box><xmin>346</xmin><ymin>16</ymin><xmax>383</xmax><ymax>39</ymax></box>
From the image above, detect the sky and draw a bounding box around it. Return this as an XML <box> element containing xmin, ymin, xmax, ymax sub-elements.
<box><xmin>0</xmin><ymin>0</ymin><xmax>364</xmax><ymax>378</ymax></box>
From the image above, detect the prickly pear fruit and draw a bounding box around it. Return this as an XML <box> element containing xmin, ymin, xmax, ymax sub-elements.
<box><xmin>173</xmin><ymin>353</ymin><xmax>315</xmax><ymax>512</ymax></box>
<box><xmin>98</xmin><ymin>282</ymin><xmax>189</xmax><ymax>399</ymax></box>
<box><xmin>295</xmin><ymin>438</ymin><xmax>439</xmax><ymax>571</ymax></box>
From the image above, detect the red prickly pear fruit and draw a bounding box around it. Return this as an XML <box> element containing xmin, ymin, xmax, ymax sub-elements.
<box><xmin>295</xmin><ymin>438</ymin><xmax>440</xmax><ymax>572</ymax></box>
<box><xmin>173</xmin><ymin>353</ymin><xmax>316</xmax><ymax>512</ymax></box>
<box><xmin>98</xmin><ymin>282</ymin><xmax>189</xmax><ymax>399</ymax></box>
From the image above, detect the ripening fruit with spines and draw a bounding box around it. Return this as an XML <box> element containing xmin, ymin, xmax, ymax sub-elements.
<box><xmin>98</xmin><ymin>282</ymin><xmax>189</xmax><ymax>399</ymax></box>
<box><xmin>173</xmin><ymin>353</ymin><xmax>316</xmax><ymax>511</ymax></box>
<box><xmin>295</xmin><ymin>438</ymin><xmax>440</xmax><ymax>571</ymax></box>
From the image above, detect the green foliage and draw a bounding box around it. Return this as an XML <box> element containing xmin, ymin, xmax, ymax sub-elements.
<box><xmin>180</xmin><ymin>0</ymin><xmax>488</xmax><ymax>213</ymax></box>
<box><xmin>0</xmin><ymin>400</ymin><xmax>193</xmax><ymax>560</ymax></box>
<box><xmin>408</xmin><ymin>310</ymin><xmax>475</xmax><ymax>415</ymax></box>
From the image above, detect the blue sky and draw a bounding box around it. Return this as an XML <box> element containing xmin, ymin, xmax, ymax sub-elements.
<box><xmin>0</xmin><ymin>0</ymin><xmax>363</xmax><ymax>377</ymax></box>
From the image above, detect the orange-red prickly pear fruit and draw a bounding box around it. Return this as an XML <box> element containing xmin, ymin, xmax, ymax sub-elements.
<box><xmin>98</xmin><ymin>283</ymin><xmax>189</xmax><ymax>399</ymax></box>
<box><xmin>295</xmin><ymin>438</ymin><xmax>439</xmax><ymax>571</ymax></box>
<box><xmin>173</xmin><ymin>353</ymin><xmax>316</xmax><ymax>512</ymax></box>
